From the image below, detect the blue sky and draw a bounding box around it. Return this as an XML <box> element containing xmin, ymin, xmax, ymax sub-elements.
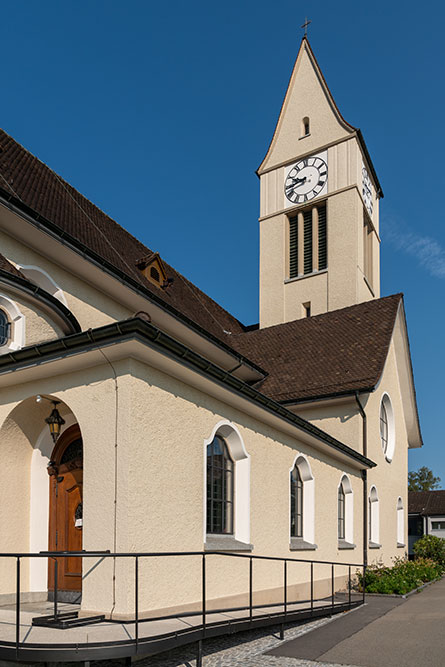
<box><xmin>2</xmin><ymin>1</ymin><xmax>444</xmax><ymax>483</ymax></box>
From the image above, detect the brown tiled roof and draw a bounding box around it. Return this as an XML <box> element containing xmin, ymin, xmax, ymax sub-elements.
<box><xmin>409</xmin><ymin>491</ymin><xmax>445</xmax><ymax>516</ymax></box>
<box><xmin>0</xmin><ymin>252</ymin><xmax>27</xmax><ymax>280</ymax></box>
<box><xmin>0</xmin><ymin>128</ymin><xmax>402</xmax><ymax>403</ymax></box>
<box><xmin>230</xmin><ymin>295</ymin><xmax>402</xmax><ymax>402</ymax></box>
<box><xmin>0</xmin><ymin>129</ymin><xmax>245</xmax><ymax>341</ymax></box>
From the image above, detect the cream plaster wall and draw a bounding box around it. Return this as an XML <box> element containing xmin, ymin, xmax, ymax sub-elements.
<box><xmin>78</xmin><ymin>357</ymin><xmax>364</xmax><ymax>616</ymax></box>
<box><xmin>294</xmin><ymin>335</ymin><xmax>409</xmax><ymax>565</ymax></box>
<box><xmin>0</xmin><ymin>228</ymin><xmax>132</xmax><ymax>331</ymax></box>
<box><xmin>0</xmin><ymin>345</ymin><xmax>403</xmax><ymax>616</ymax></box>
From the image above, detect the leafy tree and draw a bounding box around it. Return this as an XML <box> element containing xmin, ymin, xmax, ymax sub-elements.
<box><xmin>408</xmin><ymin>466</ymin><xmax>441</xmax><ymax>492</ymax></box>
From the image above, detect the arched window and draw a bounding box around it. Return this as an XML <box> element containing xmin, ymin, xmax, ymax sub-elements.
<box><xmin>204</xmin><ymin>421</ymin><xmax>251</xmax><ymax>549</ymax></box>
<box><xmin>369</xmin><ymin>486</ymin><xmax>380</xmax><ymax>547</ymax></box>
<box><xmin>290</xmin><ymin>465</ymin><xmax>303</xmax><ymax>538</ymax></box>
<box><xmin>397</xmin><ymin>497</ymin><xmax>405</xmax><ymax>546</ymax></box>
<box><xmin>0</xmin><ymin>295</ymin><xmax>24</xmax><ymax>351</ymax></box>
<box><xmin>380</xmin><ymin>393</ymin><xmax>395</xmax><ymax>462</ymax></box>
<box><xmin>338</xmin><ymin>474</ymin><xmax>354</xmax><ymax>548</ymax></box>
<box><xmin>206</xmin><ymin>435</ymin><xmax>234</xmax><ymax>535</ymax></box>
<box><xmin>0</xmin><ymin>310</ymin><xmax>10</xmax><ymax>346</ymax></box>
<box><xmin>338</xmin><ymin>483</ymin><xmax>345</xmax><ymax>540</ymax></box>
<box><xmin>302</xmin><ymin>116</ymin><xmax>310</xmax><ymax>136</ymax></box>
<box><xmin>289</xmin><ymin>454</ymin><xmax>316</xmax><ymax>549</ymax></box>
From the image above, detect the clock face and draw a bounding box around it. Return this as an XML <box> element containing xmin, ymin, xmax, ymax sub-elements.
<box><xmin>362</xmin><ymin>166</ymin><xmax>373</xmax><ymax>216</ymax></box>
<box><xmin>284</xmin><ymin>156</ymin><xmax>328</xmax><ymax>205</ymax></box>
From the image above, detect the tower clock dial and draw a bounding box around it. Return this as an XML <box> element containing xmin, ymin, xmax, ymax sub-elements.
<box><xmin>284</xmin><ymin>155</ymin><xmax>328</xmax><ymax>205</ymax></box>
<box><xmin>362</xmin><ymin>166</ymin><xmax>373</xmax><ymax>216</ymax></box>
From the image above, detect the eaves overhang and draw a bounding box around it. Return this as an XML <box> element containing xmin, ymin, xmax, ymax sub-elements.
<box><xmin>0</xmin><ymin>318</ymin><xmax>375</xmax><ymax>470</ymax></box>
<box><xmin>0</xmin><ymin>189</ymin><xmax>267</xmax><ymax>383</ymax></box>
<box><xmin>0</xmin><ymin>268</ymin><xmax>81</xmax><ymax>335</ymax></box>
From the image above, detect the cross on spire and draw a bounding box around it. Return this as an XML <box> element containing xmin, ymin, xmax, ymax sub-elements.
<box><xmin>301</xmin><ymin>17</ymin><xmax>311</xmax><ymax>36</ymax></box>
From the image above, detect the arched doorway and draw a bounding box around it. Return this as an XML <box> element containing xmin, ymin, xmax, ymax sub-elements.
<box><xmin>48</xmin><ymin>424</ymin><xmax>83</xmax><ymax>601</ymax></box>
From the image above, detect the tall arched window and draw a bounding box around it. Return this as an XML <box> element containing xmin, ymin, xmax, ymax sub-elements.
<box><xmin>290</xmin><ymin>465</ymin><xmax>303</xmax><ymax>538</ymax></box>
<box><xmin>289</xmin><ymin>455</ymin><xmax>316</xmax><ymax>550</ymax></box>
<box><xmin>380</xmin><ymin>393</ymin><xmax>395</xmax><ymax>462</ymax></box>
<box><xmin>369</xmin><ymin>485</ymin><xmax>380</xmax><ymax>547</ymax></box>
<box><xmin>301</xmin><ymin>116</ymin><xmax>310</xmax><ymax>136</ymax></box>
<box><xmin>397</xmin><ymin>497</ymin><xmax>405</xmax><ymax>547</ymax></box>
<box><xmin>206</xmin><ymin>435</ymin><xmax>234</xmax><ymax>534</ymax></box>
<box><xmin>338</xmin><ymin>483</ymin><xmax>345</xmax><ymax>540</ymax></box>
<box><xmin>0</xmin><ymin>310</ymin><xmax>10</xmax><ymax>346</ymax></box>
<box><xmin>338</xmin><ymin>474</ymin><xmax>354</xmax><ymax>548</ymax></box>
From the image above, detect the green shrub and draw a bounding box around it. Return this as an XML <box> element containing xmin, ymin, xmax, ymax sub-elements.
<box><xmin>356</xmin><ymin>557</ymin><xmax>441</xmax><ymax>595</ymax></box>
<box><xmin>413</xmin><ymin>534</ymin><xmax>445</xmax><ymax>567</ymax></box>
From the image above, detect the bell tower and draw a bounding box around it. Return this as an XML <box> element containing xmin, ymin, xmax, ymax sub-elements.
<box><xmin>258</xmin><ymin>37</ymin><xmax>382</xmax><ymax>328</ymax></box>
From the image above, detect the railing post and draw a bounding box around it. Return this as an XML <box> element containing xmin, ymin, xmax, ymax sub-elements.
<box><xmin>280</xmin><ymin>559</ymin><xmax>287</xmax><ymax>640</ymax></box>
<box><xmin>202</xmin><ymin>554</ymin><xmax>206</xmax><ymax>638</ymax></box>
<box><xmin>15</xmin><ymin>556</ymin><xmax>20</xmax><ymax>660</ymax></box>
<box><xmin>348</xmin><ymin>566</ymin><xmax>351</xmax><ymax>608</ymax></box>
<box><xmin>135</xmin><ymin>556</ymin><xmax>139</xmax><ymax>653</ymax></box>
<box><xmin>362</xmin><ymin>564</ymin><xmax>366</xmax><ymax>604</ymax></box>
<box><xmin>310</xmin><ymin>562</ymin><xmax>313</xmax><ymax>615</ymax></box>
<box><xmin>54</xmin><ymin>557</ymin><xmax>58</xmax><ymax>619</ymax></box>
<box><xmin>331</xmin><ymin>564</ymin><xmax>334</xmax><ymax>612</ymax></box>
<box><xmin>249</xmin><ymin>556</ymin><xmax>253</xmax><ymax>626</ymax></box>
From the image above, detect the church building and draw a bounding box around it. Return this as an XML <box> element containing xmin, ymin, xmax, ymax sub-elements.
<box><xmin>0</xmin><ymin>36</ymin><xmax>421</xmax><ymax>634</ymax></box>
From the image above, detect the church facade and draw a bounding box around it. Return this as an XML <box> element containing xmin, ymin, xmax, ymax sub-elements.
<box><xmin>0</xmin><ymin>38</ymin><xmax>421</xmax><ymax>618</ymax></box>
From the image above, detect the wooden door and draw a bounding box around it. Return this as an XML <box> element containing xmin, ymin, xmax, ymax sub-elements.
<box><xmin>48</xmin><ymin>425</ymin><xmax>83</xmax><ymax>594</ymax></box>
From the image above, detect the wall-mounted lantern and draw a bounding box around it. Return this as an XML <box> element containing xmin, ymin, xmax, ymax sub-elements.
<box><xmin>45</xmin><ymin>401</ymin><xmax>65</xmax><ymax>443</ymax></box>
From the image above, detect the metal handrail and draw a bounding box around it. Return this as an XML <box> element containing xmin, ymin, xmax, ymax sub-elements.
<box><xmin>2</xmin><ymin>550</ymin><xmax>366</xmax><ymax>666</ymax></box>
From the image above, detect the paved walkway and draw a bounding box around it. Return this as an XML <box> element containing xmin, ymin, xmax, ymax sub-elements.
<box><xmin>269</xmin><ymin>577</ymin><xmax>445</xmax><ymax>667</ymax></box>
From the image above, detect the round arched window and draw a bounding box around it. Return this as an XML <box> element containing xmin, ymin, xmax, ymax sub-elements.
<box><xmin>380</xmin><ymin>394</ymin><xmax>395</xmax><ymax>462</ymax></box>
<box><xmin>0</xmin><ymin>310</ymin><xmax>10</xmax><ymax>346</ymax></box>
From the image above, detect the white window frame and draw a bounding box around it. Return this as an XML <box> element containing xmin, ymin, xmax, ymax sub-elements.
<box><xmin>380</xmin><ymin>393</ymin><xmax>395</xmax><ymax>462</ymax></box>
<box><xmin>338</xmin><ymin>474</ymin><xmax>354</xmax><ymax>547</ymax></box>
<box><xmin>0</xmin><ymin>295</ymin><xmax>25</xmax><ymax>351</ymax></box>
<box><xmin>369</xmin><ymin>485</ymin><xmax>380</xmax><ymax>546</ymax></box>
<box><xmin>397</xmin><ymin>497</ymin><xmax>405</xmax><ymax>546</ymax></box>
<box><xmin>203</xmin><ymin>420</ymin><xmax>250</xmax><ymax>547</ymax></box>
<box><xmin>289</xmin><ymin>454</ymin><xmax>316</xmax><ymax>549</ymax></box>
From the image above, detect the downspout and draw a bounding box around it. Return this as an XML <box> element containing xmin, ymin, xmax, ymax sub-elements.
<box><xmin>355</xmin><ymin>392</ymin><xmax>368</xmax><ymax>568</ymax></box>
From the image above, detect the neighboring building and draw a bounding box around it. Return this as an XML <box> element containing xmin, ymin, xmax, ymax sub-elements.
<box><xmin>0</xmin><ymin>36</ymin><xmax>422</xmax><ymax>621</ymax></box>
<box><xmin>408</xmin><ymin>490</ymin><xmax>445</xmax><ymax>556</ymax></box>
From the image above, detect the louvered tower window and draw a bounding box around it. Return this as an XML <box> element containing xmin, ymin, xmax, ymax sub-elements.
<box><xmin>289</xmin><ymin>216</ymin><xmax>299</xmax><ymax>279</ymax></box>
<box><xmin>318</xmin><ymin>205</ymin><xmax>327</xmax><ymax>270</ymax></box>
<box><xmin>288</xmin><ymin>203</ymin><xmax>327</xmax><ymax>279</ymax></box>
<box><xmin>303</xmin><ymin>210</ymin><xmax>313</xmax><ymax>274</ymax></box>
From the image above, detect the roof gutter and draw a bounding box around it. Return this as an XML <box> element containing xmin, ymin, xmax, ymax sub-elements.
<box><xmin>0</xmin><ymin>317</ymin><xmax>376</xmax><ymax>470</ymax></box>
<box><xmin>0</xmin><ymin>189</ymin><xmax>267</xmax><ymax>380</ymax></box>
<box><xmin>280</xmin><ymin>387</ymin><xmax>375</xmax><ymax>407</ymax></box>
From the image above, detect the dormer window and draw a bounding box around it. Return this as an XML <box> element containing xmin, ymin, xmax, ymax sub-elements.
<box><xmin>0</xmin><ymin>310</ymin><xmax>10</xmax><ymax>346</ymax></box>
<box><xmin>302</xmin><ymin>116</ymin><xmax>310</xmax><ymax>137</ymax></box>
<box><xmin>136</xmin><ymin>252</ymin><xmax>170</xmax><ymax>289</ymax></box>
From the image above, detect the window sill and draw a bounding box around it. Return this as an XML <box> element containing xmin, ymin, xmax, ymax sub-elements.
<box><xmin>298</xmin><ymin>133</ymin><xmax>311</xmax><ymax>140</ymax></box>
<box><xmin>205</xmin><ymin>535</ymin><xmax>253</xmax><ymax>552</ymax></box>
<box><xmin>397</xmin><ymin>542</ymin><xmax>406</xmax><ymax>548</ymax></box>
<box><xmin>338</xmin><ymin>540</ymin><xmax>355</xmax><ymax>550</ymax></box>
<box><xmin>369</xmin><ymin>542</ymin><xmax>381</xmax><ymax>549</ymax></box>
<box><xmin>289</xmin><ymin>537</ymin><xmax>317</xmax><ymax>551</ymax></box>
<box><xmin>284</xmin><ymin>268</ymin><xmax>328</xmax><ymax>285</ymax></box>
